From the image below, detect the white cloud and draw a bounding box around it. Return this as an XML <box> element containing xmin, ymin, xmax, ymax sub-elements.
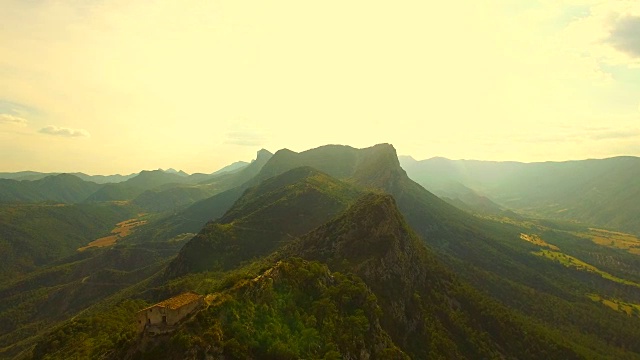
<box><xmin>0</xmin><ymin>113</ymin><xmax>28</xmax><ymax>126</ymax></box>
<box><xmin>39</xmin><ymin>125</ymin><xmax>90</xmax><ymax>138</ymax></box>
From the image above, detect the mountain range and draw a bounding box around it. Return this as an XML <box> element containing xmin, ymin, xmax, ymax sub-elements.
<box><xmin>1</xmin><ymin>144</ymin><xmax>640</xmax><ymax>359</ymax></box>
<box><xmin>0</xmin><ymin>171</ymin><xmax>138</xmax><ymax>183</ymax></box>
<box><xmin>0</xmin><ymin>151</ymin><xmax>268</xmax><ymax>207</ymax></box>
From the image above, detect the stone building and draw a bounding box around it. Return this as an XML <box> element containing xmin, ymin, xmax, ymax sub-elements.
<box><xmin>137</xmin><ymin>291</ymin><xmax>204</xmax><ymax>334</ymax></box>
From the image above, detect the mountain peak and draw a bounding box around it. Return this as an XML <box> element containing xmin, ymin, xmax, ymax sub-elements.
<box><xmin>257</xmin><ymin>143</ymin><xmax>405</xmax><ymax>189</ymax></box>
<box><xmin>370</xmin><ymin>142</ymin><xmax>395</xmax><ymax>150</ymax></box>
<box><xmin>256</xmin><ymin>148</ymin><xmax>272</xmax><ymax>161</ymax></box>
<box><xmin>398</xmin><ymin>155</ymin><xmax>417</xmax><ymax>164</ymax></box>
<box><xmin>211</xmin><ymin>161</ymin><xmax>249</xmax><ymax>175</ymax></box>
<box><xmin>47</xmin><ymin>173</ymin><xmax>84</xmax><ymax>182</ymax></box>
<box><xmin>248</xmin><ymin>148</ymin><xmax>273</xmax><ymax>168</ymax></box>
<box><xmin>122</xmin><ymin>169</ymin><xmax>189</xmax><ymax>189</ymax></box>
<box><xmin>350</xmin><ymin>144</ymin><xmax>404</xmax><ymax>191</ymax></box>
<box><xmin>162</xmin><ymin>168</ymin><xmax>189</xmax><ymax>176</ymax></box>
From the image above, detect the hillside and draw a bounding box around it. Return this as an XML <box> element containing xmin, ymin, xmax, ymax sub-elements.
<box><xmin>287</xmin><ymin>193</ymin><xmax>584</xmax><ymax>359</ymax></box>
<box><xmin>86</xmin><ymin>170</ymin><xmax>192</xmax><ymax>202</ymax></box>
<box><xmin>165</xmin><ymin>166</ymin><xmax>362</xmax><ymax>276</ymax></box>
<box><xmin>131</xmin><ymin>186</ymin><xmax>214</xmax><ymax>213</ymax></box>
<box><xmin>34</xmin><ymin>258</ymin><xmax>408</xmax><ymax>360</ymax></box>
<box><xmin>400</xmin><ymin>156</ymin><xmax>640</xmax><ymax>235</ymax></box>
<box><xmin>0</xmin><ymin>242</ymin><xmax>179</xmax><ymax>357</ymax></box>
<box><xmin>125</xmin><ymin>149</ymin><xmax>274</xmax><ymax>243</ymax></box>
<box><xmin>0</xmin><ymin>202</ymin><xmax>139</xmax><ymax>279</ymax></box>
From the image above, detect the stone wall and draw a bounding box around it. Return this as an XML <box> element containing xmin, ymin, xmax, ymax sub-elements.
<box><xmin>165</xmin><ymin>297</ymin><xmax>204</xmax><ymax>325</ymax></box>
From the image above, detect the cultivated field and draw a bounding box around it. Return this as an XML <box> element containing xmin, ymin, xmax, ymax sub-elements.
<box><xmin>519</xmin><ymin>233</ymin><xmax>640</xmax><ymax>288</ymax></box>
<box><xmin>532</xmin><ymin>249</ymin><xmax>639</xmax><ymax>287</ymax></box>
<box><xmin>78</xmin><ymin>215</ymin><xmax>147</xmax><ymax>251</ymax></box>
<box><xmin>580</xmin><ymin>228</ymin><xmax>640</xmax><ymax>255</ymax></box>
<box><xmin>587</xmin><ymin>294</ymin><xmax>640</xmax><ymax>317</ymax></box>
<box><xmin>520</xmin><ymin>233</ymin><xmax>560</xmax><ymax>250</ymax></box>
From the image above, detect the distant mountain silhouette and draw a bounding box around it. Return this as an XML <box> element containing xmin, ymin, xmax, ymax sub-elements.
<box><xmin>0</xmin><ymin>171</ymin><xmax>137</xmax><ymax>183</ymax></box>
<box><xmin>86</xmin><ymin>170</ymin><xmax>192</xmax><ymax>202</ymax></box>
<box><xmin>0</xmin><ymin>174</ymin><xmax>102</xmax><ymax>203</ymax></box>
<box><xmin>211</xmin><ymin>161</ymin><xmax>249</xmax><ymax>175</ymax></box>
<box><xmin>400</xmin><ymin>156</ymin><xmax>640</xmax><ymax>234</ymax></box>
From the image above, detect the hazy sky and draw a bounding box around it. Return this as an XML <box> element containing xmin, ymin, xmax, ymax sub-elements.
<box><xmin>1</xmin><ymin>0</ymin><xmax>639</xmax><ymax>174</ymax></box>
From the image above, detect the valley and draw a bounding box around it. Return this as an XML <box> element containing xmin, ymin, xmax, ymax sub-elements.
<box><xmin>400</xmin><ymin>155</ymin><xmax>640</xmax><ymax>236</ymax></box>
